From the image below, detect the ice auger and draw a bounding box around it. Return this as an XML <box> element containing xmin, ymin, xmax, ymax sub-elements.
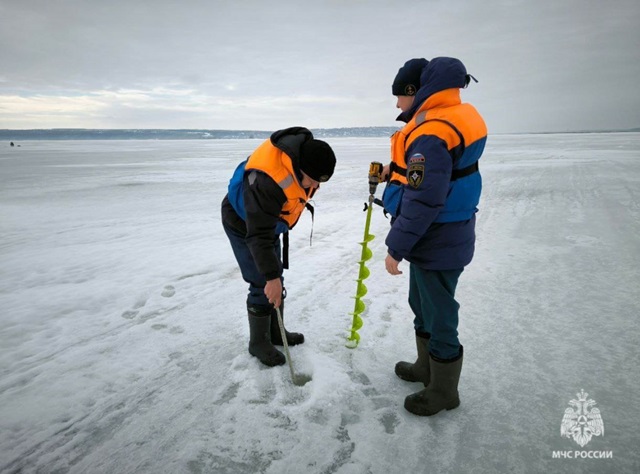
<box><xmin>346</xmin><ymin>161</ymin><xmax>383</xmax><ymax>349</ymax></box>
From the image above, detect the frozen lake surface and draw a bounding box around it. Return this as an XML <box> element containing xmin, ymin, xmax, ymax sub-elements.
<box><xmin>1</xmin><ymin>134</ymin><xmax>639</xmax><ymax>473</ymax></box>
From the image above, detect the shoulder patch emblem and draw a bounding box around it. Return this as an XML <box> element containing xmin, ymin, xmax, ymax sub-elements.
<box><xmin>408</xmin><ymin>153</ymin><xmax>425</xmax><ymax>164</ymax></box>
<box><xmin>407</xmin><ymin>163</ymin><xmax>424</xmax><ymax>188</ymax></box>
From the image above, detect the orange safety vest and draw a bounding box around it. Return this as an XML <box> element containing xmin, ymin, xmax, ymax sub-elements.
<box><xmin>389</xmin><ymin>88</ymin><xmax>486</xmax><ymax>184</ymax></box>
<box><xmin>245</xmin><ymin>139</ymin><xmax>315</xmax><ymax>229</ymax></box>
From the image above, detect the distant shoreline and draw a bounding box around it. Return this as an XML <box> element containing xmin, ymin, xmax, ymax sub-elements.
<box><xmin>1</xmin><ymin>127</ymin><xmax>639</xmax><ymax>140</ymax></box>
<box><xmin>0</xmin><ymin>127</ymin><xmax>400</xmax><ymax>141</ymax></box>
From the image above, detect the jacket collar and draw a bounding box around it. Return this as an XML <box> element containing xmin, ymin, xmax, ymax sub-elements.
<box><xmin>398</xmin><ymin>88</ymin><xmax>462</xmax><ymax>123</ymax></box>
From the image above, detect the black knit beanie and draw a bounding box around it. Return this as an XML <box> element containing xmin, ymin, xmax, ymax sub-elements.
<box><xmin>299</xmin><ymin>139</ymin><xmax>336</xmax><ymax>183</ymax></box>
<box><xmin>392</xmin><ymin>58</ymin><xmax>429</xmax><ymax>96</ymax></box>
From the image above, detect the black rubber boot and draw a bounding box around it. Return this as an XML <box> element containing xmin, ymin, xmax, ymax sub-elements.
<box><xmin>248</xmin><ymin>306</ymin><xmax>285</xmax><ymax>367</ymax></box>
<box><xmin>395</xmin><ymin>332</ymin><xmax>430</xmax><ymax>385</ymax></box>
<box><xmin>270</xmin><ymin>302</ymin><xmax>304</xmax><ymax>346</ymax></box>
<box><xmin>404</xmin><ymin>347</ymin><xmax>463</xmax><ymax>416</ymax></box>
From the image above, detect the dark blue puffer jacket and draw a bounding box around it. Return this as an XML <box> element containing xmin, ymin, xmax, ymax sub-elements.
<box><xmin>384</xmin><ymin>57</ymin><xmax>487</xmax><ymax>270</ymax></box>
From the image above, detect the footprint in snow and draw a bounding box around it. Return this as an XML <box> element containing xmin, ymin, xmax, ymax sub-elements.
<box><xmin>121</xmin><ymin>296</ymin><xmax>148</xmax><ymax>319</ymax></box>
<box><xmin>379</xmin><ymin>410</ymin><xmax>401</xmax><ymax>434</ymax></box>
<box><xmin>121</xmin><ymin>310</ymin><xmax>139</xmax><ymax>319</ymax></box>
<box><xmin>162</xmin><ymin>285</ymin><xmax>176</xmax><ymax>297</ymax></box>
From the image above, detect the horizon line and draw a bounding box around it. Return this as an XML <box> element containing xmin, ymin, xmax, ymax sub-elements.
<box><xmin>2</xmin><ymin>126</ymin><xmax>640</xmax><ymax>135</ymax></box>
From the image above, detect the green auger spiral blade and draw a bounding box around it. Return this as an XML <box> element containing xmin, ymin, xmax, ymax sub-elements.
<box><xmin>347</xmin><ymin>161</ymin><xmax>384</xmax><ymax>349</ymax></box>
<box><xmin>345</xmin><ymin>331</ymin><xmax>360</xmax><ymax>348</ymax></box>
<box><xmin>349</xmin><ymin>311</ymin><xmax>364</xmax><ymax>329</ymax></box>
<box><xmin>359</xmin><ymin>245</ymin><xmax>373</xmax><ymax>263</ymax></box>
<box><xmin>351</xmin><ymin>297</ymin><xmax>365</xmax><ymax>315</ymax></box>
<box><xmin>358</xmin><ymin>264</ymin><xmax>370</xmax><ymax>280</ymax></box>
<box><xmin>347</xmin><ymin>200</ymin><xmax>375</xmax><ymax>349</ymax></box>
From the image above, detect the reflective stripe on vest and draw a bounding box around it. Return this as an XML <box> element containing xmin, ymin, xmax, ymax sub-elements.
<box><xmin>389</xmin><ymin>116</ymin><xmax>477</xmax><ymax>183</ymax></box>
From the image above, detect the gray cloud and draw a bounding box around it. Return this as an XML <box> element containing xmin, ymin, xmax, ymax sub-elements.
<box><xmin>1</xmin><ymin>0</ymin><xmax>639</xmax><ymax>132</ymax></box>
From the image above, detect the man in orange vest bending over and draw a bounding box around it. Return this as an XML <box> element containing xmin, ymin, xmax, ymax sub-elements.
<box><xmin>221</xmin><ymin>127</ymin><xmax>336</xmax><ymax>366</ymax></box>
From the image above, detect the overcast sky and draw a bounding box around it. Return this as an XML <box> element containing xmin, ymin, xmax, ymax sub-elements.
<box><xmin>1</xmin><ymin>0</ymin><xmax>639</xmax><ymax>133</ymax></box>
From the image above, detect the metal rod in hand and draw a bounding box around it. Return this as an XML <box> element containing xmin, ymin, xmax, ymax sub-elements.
<box><xmin>275</xmin><ymin>306</ymin><xmax>301</xmax><ymax>385</ymax></box>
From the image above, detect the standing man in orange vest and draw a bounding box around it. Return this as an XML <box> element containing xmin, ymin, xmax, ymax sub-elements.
<box><xmin>221</xmin><ymin>127</ymin><xmax>336</xmax><ymax>367</ymax></box>
<box><xmin>381</xmin><ymin>57</ymin><xmax>487</xmax><ymax>416</ymax></box>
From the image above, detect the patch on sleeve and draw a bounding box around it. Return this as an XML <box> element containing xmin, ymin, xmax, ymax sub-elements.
<box><xmin>408</xmin><ymin>153</ymin><xmax>425</xmax><ymax>163</ymax></box>
<box><xmin>407</xmin><ymin>163</ymin><xmax>424</xmax><ymax>188</ymax></box>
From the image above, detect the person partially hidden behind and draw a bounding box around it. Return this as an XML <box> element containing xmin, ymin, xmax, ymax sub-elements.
<box><xmin>221</xmin><ymin>127</ymin><xmax>336</xmax><ymax>366</ymax></box>
<box><xmin>381</xmin><ymin>57</ymin><xmax>487</xmax><ymax>416</ymax></box>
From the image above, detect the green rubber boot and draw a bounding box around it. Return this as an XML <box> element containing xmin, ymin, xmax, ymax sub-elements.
<box><xmin>404</xmin><ymin>347</ymin><xmax>463</xmax><ymax>416</ymax></box>
<box><xmin>394</xmin><ymin>333</ymin><xmax>430</xmax><ymax>386</ymax></box>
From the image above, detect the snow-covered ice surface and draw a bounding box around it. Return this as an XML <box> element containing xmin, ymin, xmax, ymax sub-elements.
<box><xmin>1</xmin><ymin>134</ymin><xmax>639</xmax><ymax>474</ymax></box>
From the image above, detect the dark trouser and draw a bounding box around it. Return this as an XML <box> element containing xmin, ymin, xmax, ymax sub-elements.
<box><xmin>408</xmin><ymin>264</ymin><xmax>463</xmax><ymax>360</ymax></box>
<box><xmin>223</xmin><ymin>222</ymin><xmax>283</xmax><ymax>308</ymax></box>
